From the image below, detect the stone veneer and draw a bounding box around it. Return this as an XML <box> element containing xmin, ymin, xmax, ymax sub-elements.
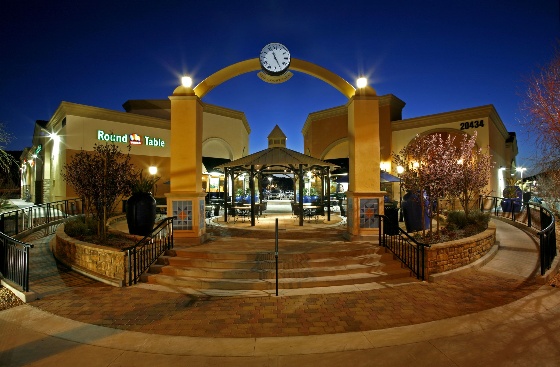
<box><xmin>54</xmin><ymin>225</ymin><xmax>129</xmax><ymax>287</ymax></box>
<box><xmin>425</xmin><ymin>222</ymin><xmax>496</xmax><ymax>276</ymax></box>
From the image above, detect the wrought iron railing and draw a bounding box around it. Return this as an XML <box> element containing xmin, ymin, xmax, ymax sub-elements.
<box><xmin>376</xmin><ymin>214</ymin><xmax>431</xmax><ymax>280</ymax></box>
<box><xmin>0</xmin><ymin>198</ymin><xmax>83</xmax><ymax>237</ymax></box>
<box><xmin>0</xmin><ymin>234</ymin><xmax>33</xmax><ymax>292</ymax></box>
<box><xmin>123</xmin><ymin>217</ymin><xmax>174</xmax><ymax>286</ymax></box>
<box><xmin>0</xmin><ymin>198</ymin><xmax>82</xmax><ymax>292</ymax></box>
<box><xmin>479</xmin><ymin>195</ymin><xmax>557</xmax><ymax>275</ymax></box>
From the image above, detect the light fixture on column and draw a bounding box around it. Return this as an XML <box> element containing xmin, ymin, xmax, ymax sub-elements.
<box><xmin>397</xmin><ymin>165</ymin><xmax>404</xmax><ymax>222</ymax></box>
<box><xmin>380</xmin><ymin>162</ymin><xmax>391</xmax><ymax>172</ymax></box>
<box><xmin>356</xmin><ymin>77</ymin><xmax>367</xmax><ymax>89</ymax></box>
<box><xmin>181</xmin><ymin>76</ymin><xmax>193</xmax><ymax>88</ymax></box>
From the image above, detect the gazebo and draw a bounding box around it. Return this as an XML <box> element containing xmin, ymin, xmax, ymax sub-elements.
<box><xmin>215</xmin><ymin>125</ymin><xmax>338</xmax><ymax>226</ymax></box>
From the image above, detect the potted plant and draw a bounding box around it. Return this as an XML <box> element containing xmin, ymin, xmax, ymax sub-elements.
<box><xmin>126</xmin><ymin>170</ymin><xmax>160</xmax><ymax>236</ymax></box>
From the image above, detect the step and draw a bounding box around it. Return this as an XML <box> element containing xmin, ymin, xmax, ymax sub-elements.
<box><xmin>156</xmin><ymin>252</ymin><xmax>385</xmax><ymax>269</ymax></box>
<box><xmin>141</xmin><ymin>269</ymin><xmax>412</xmax><ymax>291</ymax></box>
<box><xmin>148</xmin><ymin>261</ymin><xmax>397</xmax><ymax>279</ymax></box>
<box><xmin>167</xmin><ymin>246</ymin><xmax>382</xmax><ymax>261</ymax></box>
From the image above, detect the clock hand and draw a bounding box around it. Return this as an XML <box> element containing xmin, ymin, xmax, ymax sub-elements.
<box><xmin>272</xmin><ymin>51</ymin><xmax>281</xmax><ymax>66</ymax></box>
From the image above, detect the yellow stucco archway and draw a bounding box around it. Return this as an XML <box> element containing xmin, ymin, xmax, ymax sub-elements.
<box><xmin>170</xmin><ymin>56</ymin><xmax>383</xmax><ymax>241</ymax></box>
<box><xmin>193</xmin><ymin>58</ymin><xmax>376</xmax><ymax>99</ymax></box>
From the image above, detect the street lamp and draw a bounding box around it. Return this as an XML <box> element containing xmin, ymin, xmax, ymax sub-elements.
<box><xmin>516</xmin><ymin>166</ymin><xmax>526</xmax><ymax>181</ymax></box>
<box><xmin>397</xmin><ymin>165</ymin><xmax>404</xmax><ymax>222</ymax></box>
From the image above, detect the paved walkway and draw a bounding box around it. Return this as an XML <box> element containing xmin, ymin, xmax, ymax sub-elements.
<box><xmin>1</xmin><ymin>219</ymin><xmax>559</xmax><ymax>366</ymax></box>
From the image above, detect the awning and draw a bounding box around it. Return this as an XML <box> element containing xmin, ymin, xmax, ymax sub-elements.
<box><xmin>203</xmin><ymin>157</ymin><xmax>230</xmax><ymax>173</ymax></box>
<box><xmin>381</xmin><ymin>171</ymin><xmax>400</xmax><ymax>182</ymax></box>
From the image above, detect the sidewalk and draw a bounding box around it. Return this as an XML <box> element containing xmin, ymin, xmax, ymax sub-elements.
<box><xmin>0</xmin><ymin>219</ymin><xmax>559</xmax><ymax>366</ymax></box>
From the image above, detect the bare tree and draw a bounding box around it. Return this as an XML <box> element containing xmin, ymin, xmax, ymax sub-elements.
<box><xmin>0</xmin><ymin>122</ymin><xmax>17</xmax><ymax>174</ymax></box>
<box><xmin>62</xmin><ymin>143</ymin><xmax>135</xmax><ymax>241</ymax></box>
<box><xmin>521</xmin><ymin>46</ymin><xmax>560</xmax><ymax>210</ymax></box>
<box><xmin>522</xmin><ymin>48</ymin><xmax>560</xmax><ymax>164</ymax></box>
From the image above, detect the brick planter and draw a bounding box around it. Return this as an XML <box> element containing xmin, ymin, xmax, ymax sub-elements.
<box><xmin>425</xmin><ymin>222</ymin><xmax>496</xmax><ymax>276</ymax></box>
<box><xmin>53</xmin><ymin>225</ymin><xmax>129</xmax><ymax>287</ymax></box>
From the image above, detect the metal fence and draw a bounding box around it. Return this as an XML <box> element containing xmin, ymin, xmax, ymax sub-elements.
<box><xmin>0</xmin><ymin>199</ymin><xmax>83</xmax><ymax>237</ymax></box>
<box><xmin>479</xmin><ymin>195</ymin><xmax>557</xmax><ymax>275</ymax></box>
<box><xmin>376</xmin><ymin>214</ymin><xmax>431</xmax><ymax>280</ymax></box>
<box><xmin>124</xmin><ymin>217</ymin><xmax>174</xmax><ymax>286</ymax></box>
<box><xmin>0</xmin><ymin>235</ymin><xmax>33</xmax><ymax>292</ymax></box>
<box><xmin>0</xmin><ymin>198</ymin><xmax>82</xmax><ymax>292</ymax></box>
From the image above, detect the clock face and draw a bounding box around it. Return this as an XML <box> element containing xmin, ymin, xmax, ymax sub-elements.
<box><xmin>259</xmin><ymin>43</ymin><xmax>291</xmax><ymax>76</ymax></box>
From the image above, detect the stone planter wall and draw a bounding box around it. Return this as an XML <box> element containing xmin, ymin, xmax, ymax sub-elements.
<box><xmin>425</xmin><ymin>222</ymin><xmax>496</xmax><ymax>276</ymax></box>
<box><xmin>54</xmin><ymin>225</ymin><xmax>127</xmax><ymax>287</ymax></box>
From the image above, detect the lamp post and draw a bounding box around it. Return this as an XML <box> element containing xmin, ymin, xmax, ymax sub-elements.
<box><xmin>516</xmin><ymin>166</ymin><xmax>526</xmax><ymax>181</ymax></box>
<box><xmin>397</xmin><ymin>165</ymin><xmax>404</xmax><ymax>222</ymax></box>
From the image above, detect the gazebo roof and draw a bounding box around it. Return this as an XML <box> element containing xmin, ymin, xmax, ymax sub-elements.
<box><xmin>215</xmin><ymin>146</ymin><xmax>338</xmax><ymax>172</ymax></box>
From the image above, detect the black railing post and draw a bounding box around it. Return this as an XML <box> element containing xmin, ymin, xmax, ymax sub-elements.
<box><xmin>275</xmin><ymin>218</ymin><xmax>279</xmax><ymax>297</ymax></box>
<box><xmin>527</xmin><ymin>203</ymin><xmax>532</xmax><ymax>228</ymax></box>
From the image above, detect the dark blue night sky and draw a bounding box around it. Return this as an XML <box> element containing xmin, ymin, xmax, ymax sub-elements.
<box><xmin>1</xmin><ymin>0</ymin><xmax>558</xmax><ymax>174</ymax></box>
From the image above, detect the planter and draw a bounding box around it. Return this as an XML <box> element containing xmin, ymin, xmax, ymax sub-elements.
<box><xmin>126</xmin><ymin>192</ymin><xmax>156</xmax><ymax>236</ymax></box>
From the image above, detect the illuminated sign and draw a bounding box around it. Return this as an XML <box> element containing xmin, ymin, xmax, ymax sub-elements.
<box><xmin>129</xmin><ymin>134</ymin><xmax>142</xmax><ymax>145</ymax></box>
<box><xmin>97</xmin><ymin>130</ymin><xmax>165</xmax><ymax>148</ymax></box>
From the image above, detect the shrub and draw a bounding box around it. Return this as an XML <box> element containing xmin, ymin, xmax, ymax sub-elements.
<box><xmin>64</xmin><ymin>216</ymin><xmax>98</xmax><ymax>238</ymax></box>
<box><xmin>446</xmin><ymin>211</ymin><xmax>468</xmax><ymax>230</ymax></box>
<box><xmin>445</xmin><ymin>210</ymin><xmax>489</xmax><ymax>231</ymax></box>
<box><xmin>467</xmin><ymin>210</ymin><xmax>490</xmax><ymax>231</ymax></box>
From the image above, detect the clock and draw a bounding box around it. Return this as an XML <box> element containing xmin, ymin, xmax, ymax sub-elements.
<box><xmin>259</xmin><ymin>43</ymin><xmax>291</xmax><ymax>76</ymax></box>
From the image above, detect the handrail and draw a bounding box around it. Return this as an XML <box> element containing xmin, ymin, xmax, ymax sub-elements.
<box><xmin>375</xmin><ymin>214</ymin><xmax>431</xmax><ymax>280</ymax></box>
<box><xmin>479</xmin><ymin>195</ymin><xmax>557</xmax><ymax>275</ymax></box>
<box><xmin>0</xmin><ymin>198</ymin><xmax>83</xmax><ymax>237</ymax></box>
<box><xmin>0</xmin><ymin>234</ymin><xmax>34</xmax><ymax>292</ymax></box>
<box><xmin>123</xmin><ymin>217</ymin><xmax>174</xmax><ymax>286</ymax></box>
<box><xmin>0</xmin><ymin>198</ymin><xmax>83</xmax><ymax>292</ymax></box>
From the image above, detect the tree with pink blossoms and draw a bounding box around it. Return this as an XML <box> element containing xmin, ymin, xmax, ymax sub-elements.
<box><xmin>394</xmin><ymin>131</ymin><xmax>492</xmax><ymax>239</ymax></box>
<box><xmin>448</xmin><ymin>132</ymin><xmax>493</xmax><ymax>216</ymax></box>
<box><xmin>393</xmin><ymin>133</ymin><xmax>458</xmax><ymax>236</ymax></box>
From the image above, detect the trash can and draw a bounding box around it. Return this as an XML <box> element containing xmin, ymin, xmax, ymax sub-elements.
<box><xmin>383</xmin><ymin>203</ymin><xmax>399</xmax><ymax>235</ymax></box>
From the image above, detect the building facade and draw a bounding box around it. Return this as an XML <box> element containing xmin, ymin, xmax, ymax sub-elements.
<box><xmin>302</xmin><ymin>95</ymin><xmax>518</xmax><ymax>202</ymax></box>
<box><xmin>21</xmin><ymin>100</ymin><xmax>250</xmax><ymax>204</ymax></box>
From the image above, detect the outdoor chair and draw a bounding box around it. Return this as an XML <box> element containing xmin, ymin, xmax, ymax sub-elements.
<box><xmin>315</xmin><ymin>205</ymin><xmax>325</xmax><ymax>221</ymax></box>
<box><xmin>259</xmin><ymin>201</ymin><xmax>267</xmax><ymax>217</ymax></box>
<box><xmin>293</xmin><ymin>204</ymin><xmax>301</xmax><ymax>221</ymax></box>
<box><xmin>340</xmin><ymin>205</ymin><xmax>346</xmax><ymax>217</ymax></box>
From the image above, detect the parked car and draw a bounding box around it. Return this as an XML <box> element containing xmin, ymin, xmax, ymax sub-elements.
<box><xmin>268</xmin><ymin>189</ymin><xmax>284</xmax><ymax>200</ymax></box>
<box><xmin>284</xmin><ymin>190</ymin><xmax>294</xmax><ymax>200</ymax></box>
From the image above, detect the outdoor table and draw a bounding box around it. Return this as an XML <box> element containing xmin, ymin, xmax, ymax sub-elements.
<box><xmin>231</xmin><ymin>206</ymin><xmax>251</xmax><ymax>222</ymax></box>
<box><xmin>303</xmin><ymin>205</ymin><xmax>320</xmax><ymax>222</ymax></box>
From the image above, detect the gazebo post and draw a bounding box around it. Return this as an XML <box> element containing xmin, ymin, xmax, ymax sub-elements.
<box><xmin>299</xmin><ymin>164</ymin><xmax>304</xmax><ymax>226</ymax></box>
<box><xmin>250</xmin><ymin>165</ymin><xmax>256</xmax><ymax>226</ymax></box>
<box><xmin>223</xmin><ymin>167</ymin><xmax>228</xmax><ymax>223</ymax></box>
<box><xmin>326</xmin><ymin>166</ymin><xmax>331</xmax><ymax>221</ymax></box>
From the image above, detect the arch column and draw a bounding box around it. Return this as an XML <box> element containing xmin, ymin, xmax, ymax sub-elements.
<box><xmin>166</xmin><ymin>84</ymin><xmax>207</xmax><ymax>242</ymax></box>
<box><xmin>345</xmin><ymin>91</ymin><xmax>385</xmax><ymax>240</ymax></box>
